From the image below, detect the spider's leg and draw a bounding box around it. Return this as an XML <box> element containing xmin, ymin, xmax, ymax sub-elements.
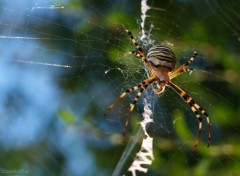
<box><xmin>189</xmin><ymin>104</ymin><xmax>202</xmax><ymax>148</ymax></box>
<box><xmin>104</xmin><ymin>77</ymin><xmax>156</xmax><ymax>117</ymax></box>
<box><xmin>167</xmin><ymin>81</ymin><xmax>211</xmax><ymax>148</ymax></box>
<box><xmin>169</xmin><ymin>68</ymin><xmax>195</xmax><ymax>79</ymax></box>
<box><xmin>170</xmin><ymin>51</ymin><xmax>197</xmax><ymax>79</ymax></box>
<box><xmin>130</xmin><ymin>51</ymin><xmax>141</xmax><ymax>58</ymax></box>
<box><xmin>121</xmin><ymin>51</ymin><xmax>141</xmax><ymax>59</ymax></box>
<box><xmin>104</xmin><ymin>84</ymin><xmax>142</xmax><ymax>117</ymax></box>
<box><xmin>185</xmin><ymin>68</ymin><xmax>194</xmax><ymax>73</ymax></box>
<box><xmin>123</xmin><ymin>82</ymin><xmax>150</xmax><ymax>136</ymax></box>
<box><xmin>125</xmin><ymin>29</ymin><xmax>155</xmax><ymax>76</ymax></box>
<box><xmin>175</xmin><ymin>68</ymin><xmax>194</xmax><ymax>75</ymax></box>
<box><xmin>192</xmin><ymin>103</ymin><xmax>211</xmax><ymax>147</ymax></box>
<box><xmin>125</xmin><ymin>29</ymin><xmax>147</xmax><ymax>59</ymax></box>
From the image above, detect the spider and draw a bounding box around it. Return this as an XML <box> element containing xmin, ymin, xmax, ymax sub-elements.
<box><xmin>104</xmin><ymin>29</ymin><xmax>211</xmax><ymax>148</ymax></box>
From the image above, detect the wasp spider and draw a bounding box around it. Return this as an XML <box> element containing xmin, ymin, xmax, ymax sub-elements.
<box><xmin>105</xmin><ymin>29</ymin><xmax>211</xmax><ymax>148</ymax></box>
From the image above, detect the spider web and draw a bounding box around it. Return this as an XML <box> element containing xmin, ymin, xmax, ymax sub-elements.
<box><xmin>0</xmin><ymin>0</ymin><xmax>239</xmax><ymax>175</ymax></box>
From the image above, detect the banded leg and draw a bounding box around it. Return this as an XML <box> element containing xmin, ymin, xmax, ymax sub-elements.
<box><xmin>192</xmin><ymin>102</ymin><xmax>211</xmax><ymax>147</ymax></box>
<box><xmin>125</xmin><ymin>29</ymin><xmax>147</xmax><ymax>60</ymax></box>
<box><xmin>125</xmin><ymin>29</ymin><xmax>155</xmax><ymax>77</ymax></box>
<box><xmin>104</xmin><ymin>77</ymin><xmax>156</xmax><ymax>117</ymax></box>
<box><xmin>123</xmin><ymin>83</ymin><xmax>148</xmax><ymax>135</ymax></box>
<box><xmin>130</xmin><ymin>51</ymin><xmax>141</xmax><ymax>58</ymax></box>
<box><xmin>185</xmin><ymin>68</ymin><xmax>194</xmax><ymax>73</ymax></box>
<box><xmin>169</xmin><ymin>68</ymin><xmax>194</xmax><ymax>79</ymax></box>
<box><xmin>167</xmin><ymin>81</ymin><xmax>211</xmax><ymax>148</ymax></box>
<box><xmin>189</xmin><ymin>102</ymin><xmax>202</xmax><ymax>148</ymax></box>
<box><xmin>121</xmin><ymin>51</ymin><xmax>141</xmax><ymax>59</ymax></box>
<box><xmin>170</xmin><ymin>51</ymin><xmax>197</xmax><ymax>79</ymax></box>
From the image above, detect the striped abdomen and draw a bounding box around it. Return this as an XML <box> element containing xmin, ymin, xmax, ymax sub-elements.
<box><xmin>147</xmin><ymin>45</ymin><xmax>176</xmax><ymax>72</ymax></box>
